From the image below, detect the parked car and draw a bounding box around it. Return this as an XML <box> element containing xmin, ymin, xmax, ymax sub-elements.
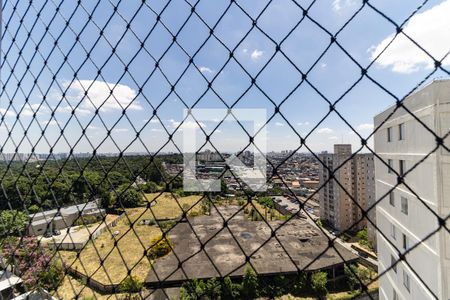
<box><xmin>53</xmin><ymin>229</ymin><xmax>61</xmax><ymax>236</ymax></box>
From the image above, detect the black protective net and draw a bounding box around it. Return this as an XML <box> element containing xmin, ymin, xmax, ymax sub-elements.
<box><xmin>0</xmin><ymin>0</ymin><xmax>449</xmax><ymax>299</ymax></box>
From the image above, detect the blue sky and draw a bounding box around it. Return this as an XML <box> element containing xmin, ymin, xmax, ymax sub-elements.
<box><xmin>1</xmin><ymin>0</ymin><xmax>449</xmax><ymax>154</ymax></box>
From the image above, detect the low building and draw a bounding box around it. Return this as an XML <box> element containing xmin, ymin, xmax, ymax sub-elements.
<box><xmin>27</xmin><ymin>200</ymin><xmax>105</xmax><ymax>236</ymax></box>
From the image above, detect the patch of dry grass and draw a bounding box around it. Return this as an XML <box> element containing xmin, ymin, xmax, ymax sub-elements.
<box><xmin>58</xmin><ymin>194</ymin><xmax>204</xmax><ymax>287</ymax></box>
<box><xmin>59</xmin><ymin>208</ymin><xmax>162</xmax><ymax>285</ymax></box>
<box><xmin>143</xmin><ymin>192</ymin><xmax>204</xmax><ymax>219</ymax></box>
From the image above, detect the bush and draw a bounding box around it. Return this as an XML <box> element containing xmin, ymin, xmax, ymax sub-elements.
<box><xmin>180</xmin><ymin>278</ymin><xmax>221</xmax><ymax>300</ymax></box>
<box><xmin>345</xmin><ymin>264</ymin><xmax>371</xmax><ymax>291</ymax></box>
<box><xmin>119</xmin><ymin>276</ymin><xmax>143</xmax><ymax>293</ymax></box>
<box><xmin>147</xmin><ymin>236</ymin><xmax>172</xmax><ymax>260</ymax></box>
<box><xmin>74</xmin><ymin>215</ymin><xmax>101</xmax><ymax>226</ymax></box>
<box><xmin>222</xmin><ymin>276</ymin><xmax>241</xmax><ymax>299</ymax></box>
<box><xmin>158</xmin><ymin>220</ymin><xmax>176</xmax><ymax>231</ymax></box>
<box><xmin>311</xmin><ymin>271</ymin><xmax>328</xmax><ymax>299</ymax></box>
<box><xmin>0</xmin><ymin>210</ymin><xmax>28</xmax><ymax>237</ymax></box>
<box><xmin>241</xmin><ymin>264</ymin><xmax>258</xmax><ymax>299</ymax></box>
<box><xmin>257</xmin><ymin>196</ymin><xmax>274</xmax><ymax>208</ymax></box>
<box><xmin>28</xmin><ymin>204</ymin><xmax>40</xmax><ymax>214</ymax></box>
<box><xmin>2</xmin><ymin>237</ymin><xmax>63</xmax><ymax>290</ymax></box>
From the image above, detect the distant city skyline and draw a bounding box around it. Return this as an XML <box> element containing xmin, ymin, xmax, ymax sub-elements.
<box><xmin>1</xmin><ymin>0</ymin><xmax>450</xmax><ymax>153</ymax></box>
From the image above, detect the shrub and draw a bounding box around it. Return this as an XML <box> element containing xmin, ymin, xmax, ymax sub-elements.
<box><xmin>2</xmin><ymin>237</ymin><xmax>63</xmax><ymax>290</ymax></box>
<box><xmin>28</xmin><ymin>204</ymin><xmax>40</xmax><ymax>214</ymax></box>
<box><xmin>345</xmin><ymin>264</ymin><xmax>371</xmax><ymax>291</ymax></box>
<box><xmin>158</xmin><ymin>220</ymin><xmax>176</xmax><ymax>231</ymax></box>
<box><xmin>180</xmin><ymin>278</ymin><xmax>221</xmax><ymax>300</ymax></box>
<box><xmin>119</xmin><ymin>276</ymin><xmax>143</xmax><ymax>293</ymax></box>
<box><xmin>74</xmin><ymin>215</ymin><xmax>100</xmax><ymax>226</ymax></box>
<box><xmin>241</xmin><ymin>264</ymin><xmax>258</xmax><ymax>299</ymax></box>
<box><xmin>147</xmin><ymin>236</ymin><xmax>172</xmax><ymax>260</ymax></box>
<box><xmin>0</xmin><ymin>210</ymin><xmax>28</xmax><ymax>237</ymax></box>
<box><xmin>222</xmin><ymin>276</ymin><xmax>241</xmax><ymax>299</ymax></box>
<box><xmin>311</xmin><ymin>271</ymin><xmax>328</xmax><ymax>299</ymax></box>
<box><xmin>257</xmin><ymin>196</ymin><xmax>274</xmax><ymax>208</ymax></box>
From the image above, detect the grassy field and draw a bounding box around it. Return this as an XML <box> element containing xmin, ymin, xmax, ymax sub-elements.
<box><xmin>58</xmin><ymin>193</ymin><xmax>204</xmax><ymax>286</ymax></box>
<box><xmin>54</xmin><ymin>275</ymin><xmax>140</xmax><ymax>300</ymax></box>
<box><xmin>59</xmin><ymin>208</ymin><xmax>162</xmax><ymax>285</ymax></box>
<box><xmin>144</xmin><ymin>192</ymin><xmax>204</xmax><ymax>219</ymax></box>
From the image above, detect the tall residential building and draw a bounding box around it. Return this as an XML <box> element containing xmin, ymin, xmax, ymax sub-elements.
<box><xmin>374</xmin><ymin>79</ymin><xmax>450</xmax><ymax>300</ymax></box>
<box><xmin>319</xmin><ymin>144</ymin><xmax>375</xmax><ymax>233</ymax></box>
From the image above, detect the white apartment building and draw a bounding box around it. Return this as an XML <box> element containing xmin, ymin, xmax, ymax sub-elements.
<box><xmin>374</xmin><ymin>79</ymin><xmax>450</xmax><ymax>300</ymax></box>
<box><xmin>318</xmin><ymin>144</ymin><xmax>375</xmax><ymax>233</ymax></box>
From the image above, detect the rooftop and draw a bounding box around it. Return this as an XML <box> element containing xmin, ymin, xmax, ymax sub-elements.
<box><xmin>146</xmin><ymin>206</ymin><xmax>357</xmax><ymax>288</ymax></box>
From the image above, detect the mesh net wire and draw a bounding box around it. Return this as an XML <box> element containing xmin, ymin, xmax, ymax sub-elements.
<box><xmin>0</xmin><ymin>0</ymin><xmax>449</xmax><ymax>299</ymax></box>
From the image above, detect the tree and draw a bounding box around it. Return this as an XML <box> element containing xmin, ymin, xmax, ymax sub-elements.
<box><xmin>143</xmin><ymin>181</ymin><xmax>158</xmax><ymax>193</ymax></box>
<box><xmin>222</xmin><ymin>276</ymin><xmax>241</xmax><ymax>300</ymax></box>
<box><xmin>241</xmin><ymin>264</ymin><xmax>258</xmax><ymax>299</ymax></box>
<box><xmin>142</xmin><ymin>159</ymin><xmax>166</xmax><ymax>183</ymax></box>
<box><xmin>107</xmin><ymin>171</ymin><xmax>129</xmax><ymax>188</ymax></box>
<box><xmin>116</xmin><ymin>185</ymin><xmax>144</xmax><ymax>208</ymax></box>
<box><xmin>311</xmin><ymin>271</ymin><xmax>328</xmax><ymax>299</ymax></box>
<box><xmin>2</xmin><ymin>237</ymin><xmax>63</xmax><ymax>290</ymax></box>
<box><xmin>0</xmin><ymin>210</ymin><xmax>29</xmax><ymax>237</ymax></box>
<box><xmin>345</xmin><ymin>264</ymin><xmax>370</xmax><ymax>291</ymax></box>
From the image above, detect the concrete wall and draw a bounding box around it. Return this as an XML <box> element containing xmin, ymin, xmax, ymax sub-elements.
<box><xmin>374</xmin><ymin>80</ymin><xmax>450</xmax><ymax>300</ymax></box>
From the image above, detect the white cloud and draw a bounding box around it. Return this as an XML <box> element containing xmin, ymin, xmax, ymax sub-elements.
<box><xmin>275</xmin><ymin>122</ymin><xmax>284</xmax><ymax>127</ymax></box>
<box><xmin>151</xmin><ymin>128</ymin><xmax>163</xmax><ymax>132</ymax></box>
<box><xmin>170</xmin><ymin>119</ymin><xmax>206</xmax><ymax>130</ymax></box>
<box><xmin>332</xmin><ymin>0</ymin><xmax>356</xmax><ymax>12</ymax></box>
<box><xmin>297</xmin><ymin>121</ymin><xmax>310</xmax><ymax>126</ymax></box>
<box><xmin>199</xmin><ymin>66</ymin><xmax>213</xmax><ymax>74</ymax></box>
<box><xmin>41</xmin><ymin>120</ymin><xmax>58</xmax><ymax>126</ymax></box>
<box><xmin>0</xmin><ymin>108</ymin><xmax>15</xmax><ymax>117</ymax></box>
<box><xmin>250</xmin><ymin>49</ymin><xmax>264</xmax><ymax>61</ymax></box>
<box><xmin>370</xmin><ymin>0</ymin><xmax>450</xmax><ymax>73</ymax></box>
<box><xmin>65</xmin><ymin>80</ymin><xmax>142</xmax><ymax>111</ymax></box>
<box><xmin>55</xmin><ymin>105</ymin><xmax>92</xmax><ymax>116</ymax></box>
<box><xmin>329</xmin><ymin>136</ymin><xmax>339</xmax><ymax>140</ymax></box>
<box><xmin>357</xmin><ymin>123</ymin><xmax>374</xmax><ymax>131</ymax></box>
<box><xmin>242</xmin><ymin>48</ymin><xmax>248</xmax><ymax>54</ymax></box>
<box><xmin>113</xmin><ymin>128</ymin><xmax>129</xmax><ymax>133</ymax></box>
<box><xmin>21</xmin><ymin>109</ymin><xmax>34</xmax><ymax>117</ymax></box>
<box><xmin>317</xmin><ymin>127</ymin><xmax>334</xmax><ymax>134</ymax></box>
<box><xmin>320</xmin><ymin>63</ymin><xmax>327</xmax><ymax>68</ymax></box>
<box><xmin>88</xmin><ymin>125</ymin><xmax>100</xmax><ymax>130</ymax></box>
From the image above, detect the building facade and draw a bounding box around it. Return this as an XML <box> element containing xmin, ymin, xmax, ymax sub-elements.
<box><xmin>374</xmin><ymin>80</ymin><xmax>450</xmax><ymax>300</ymax></box>
<box><xmin>318</xmin><ymin>144</ymin><xmax>375</xmax><ymax>233</ymax></box>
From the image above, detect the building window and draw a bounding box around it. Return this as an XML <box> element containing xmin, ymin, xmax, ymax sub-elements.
<box><xmin>388</xmin><ymin>159</ymin><xmax>393</xmax><ymax>174</ymax></box>
<box><xmin>399</xmin><ymin>160</ymin><xmax>405</xmax><ymax>176</ymax></box>
<box><xmin>387</xmin><ymin>127</ymin><xmax>392</xmax><ymax>142</ymax></box>
<box><xmin>403</xmin><ymin>233</ymin><xmax>409</xmax><ymax>250</ymax></box>
<box><xmin>389</xmin><ymin>192</ymin><xmax>395</xmax><ymax>206</ymax></box>
<box><xmin>403</xmin><ymin>270</ymin><xmax>410</xmax><ymax>292</ymax></box>
<box><xmin>399</xmin><ymin>123</ymin><xmax>405</xmax><ymax>140</ymax></box>
<box><xmin>401</xmin><ymin>197</ymin><xmax>408</xmax><ymax>215</ymax></box>
<box><xmin>391</xmin><ymin>255</ymin><xmax>397</xmax><ymax>273</ymax></box>
<box><xmin>390</xmin><ymin>223</ymin><xmax>397</xmax><ymax>240</ymax></box>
